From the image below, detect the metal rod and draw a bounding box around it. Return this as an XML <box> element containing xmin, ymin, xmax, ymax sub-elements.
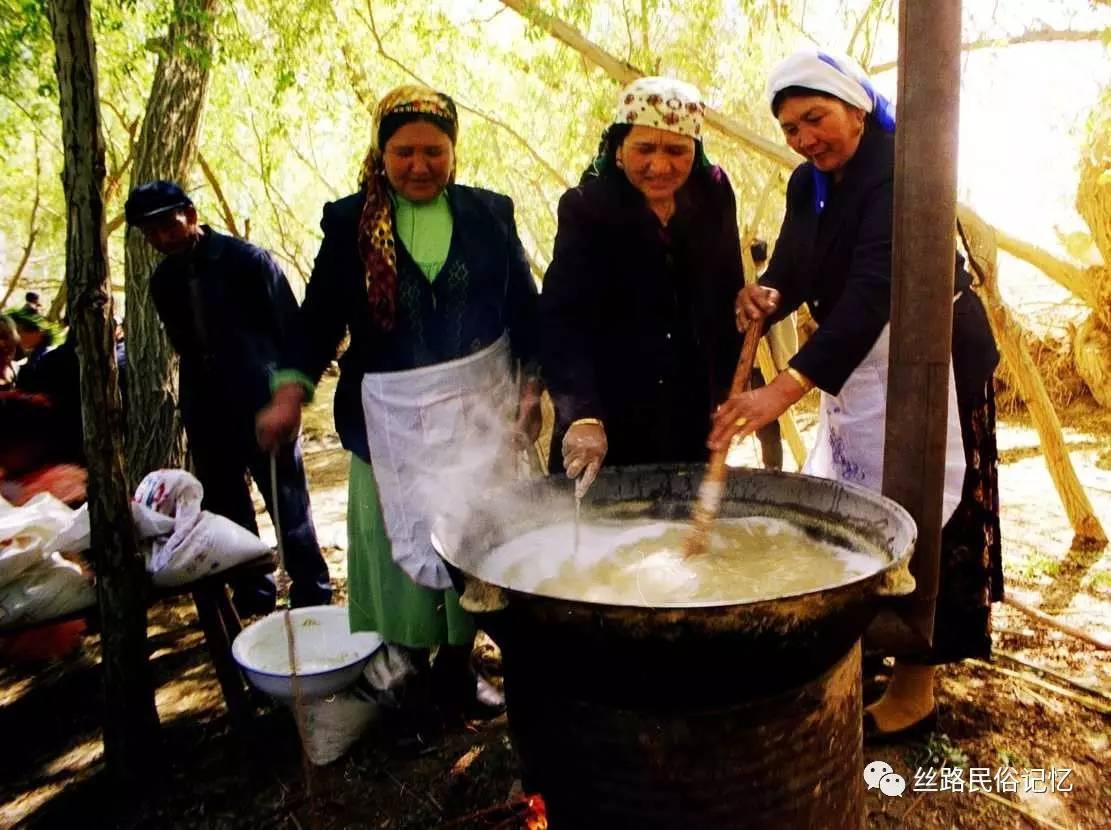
<box><xmin>270</xmin><ymin>452</ymin><xmax>319</xmax><ymax>829</ymax></box>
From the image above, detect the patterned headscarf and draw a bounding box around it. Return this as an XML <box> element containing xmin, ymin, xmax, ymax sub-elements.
<box><xmin>614</xmin><ymin>76</ymin><xmax>705</xmax><ymax>139</ymax></box>
<box><xmin>583</xmin><ymin>76</ymin><xmax>712</xmax><ymax>182</ymax></box>
<box><xmin>357</xmin><ymin>84</ymin><xmax>459</xmax><ymax>331</ymax></box>
<box><xmin>766</xmin><ymin>49</ymin><xmax>896</xmax><ymax>214</ymax></box>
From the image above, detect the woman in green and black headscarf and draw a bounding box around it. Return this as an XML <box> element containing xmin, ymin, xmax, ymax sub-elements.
<box><xmin>258</xmin><ymin>85</ymin><xmax>542</xmax><ymax>735</ymax></box>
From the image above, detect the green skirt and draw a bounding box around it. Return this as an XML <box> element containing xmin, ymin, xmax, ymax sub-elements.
<box><xmin>346</xmin><ymin>453</ymin><xmax>474</xmax><ymax>648</ymax></box>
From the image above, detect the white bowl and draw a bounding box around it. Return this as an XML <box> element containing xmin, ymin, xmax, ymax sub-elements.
<box><xmin>232</xmin><ymin>606</ymin><xmax>383</xmax><ymax>701</ymax></box>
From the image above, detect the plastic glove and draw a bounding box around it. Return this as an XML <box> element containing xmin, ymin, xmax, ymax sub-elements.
<box><xmin>735</xmin><ymin>284</ymin><xmax>781</xmax><ymax>332</ymax></box>
<box><xmin>562</xmin><ymin>420</ymin><xmax>607</xmax><ymax>498</ymax></box>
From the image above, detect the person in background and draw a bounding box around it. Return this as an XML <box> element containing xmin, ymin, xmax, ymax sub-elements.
<box><xmin>125</xmin><ymin>180</ymin><xmax>331</xmax><ymax>617</ymax></box>
<box><xmin>0</xmin><ymin>315</ymin><xmax>17</xmax><ymax>391</ymax></box>
<box><xmin>541</xmin><ymin>76</ymin><xmax>743</xmax><ymax>494</ymax></box>
<box><xmin>709</xmin><ymin>49</ymin><xmax>1001</xmax><ymax>742</ymax></box>
<box><xmin>113</xmin><ymin>316</ymin><xmax>127</xmax><ymax>370</ymax></box>
<box><xmin>22</xmin><ymin>291</ymin><xmax>43</xmax><ymax>316</ymax></box>
<box><xmin>8</xmin><ymin>307</ymin><xmax>55</xmax><ymax>385</ymax></box>
<box><xmin>14</xmin><ymin>327</ymin><xmax>85</xmax><ymax>466</ymax></box>
<box><xmin>0</xmin><ymin>391</ymin><xmax>87</xmax><ymax>506</ymax></box>
<box><xmin>255</xmin><ymin>85</ymin><xmax>541</xmax><ymax>738</ymax></box>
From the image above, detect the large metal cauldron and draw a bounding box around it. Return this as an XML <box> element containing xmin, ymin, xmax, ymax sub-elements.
<box><xmin>435</xmin><ymin>465</ymin><xmax>917</xmax><ymax>830</ymax></box>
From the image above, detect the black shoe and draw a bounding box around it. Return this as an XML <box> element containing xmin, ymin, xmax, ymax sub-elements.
<box><xmin>863</xmin><ymin>707</ymin><xmax>939</xmax><ymax>745</ymax></box>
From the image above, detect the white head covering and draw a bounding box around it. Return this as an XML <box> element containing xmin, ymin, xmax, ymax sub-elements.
<box><xmin>614</xmin><ymin>76</ymin><xmax>705</xmax><ymax>140</ymax></box>
<box><xmin>766</xmin><ymin>48</ymin><xmax>895</xmax><ymax>129</ymax></box>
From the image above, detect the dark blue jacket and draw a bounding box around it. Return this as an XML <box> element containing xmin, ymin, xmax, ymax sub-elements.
<box><xmin>761</xmin><ymin>125</ymin><xmax>997</xmax><ymax>397</ymax></box>
<box><xmin>150</xmin><ymin>227</ymin><xmax>300</xmax><ymax>441</ymax></box>
<box><xmin>290</xmin><ymin>184</ymin><xmax>540</xmax><ymax>464</ymax></box>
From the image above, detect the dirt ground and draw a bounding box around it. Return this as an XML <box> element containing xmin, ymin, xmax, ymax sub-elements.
<box><xmin>2</xmin><ymin>374</ymin><xmax>1109</xmax><ymax>830</ymax></box>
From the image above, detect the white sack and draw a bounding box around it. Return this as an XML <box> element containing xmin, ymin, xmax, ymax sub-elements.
<box><xmin>0</xmin><ymin>493</ymin><xmax>77</xmax><ymax>586</ymax></box>
<box><xmin>149</xmin><ymin>512</ymin><xmax>270</xmax><ymax>587</ymax></box>
<box><xmin>0</xmin><ymin>553</ymin><xmax>96</xmax><ymax>627</ymax></box>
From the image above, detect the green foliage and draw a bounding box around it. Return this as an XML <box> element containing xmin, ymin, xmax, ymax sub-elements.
<box><xmin>905</xmin><ymin>732</ymin><xmax>970</xmax><ymax>770</ymax></box>
<box><xmin>0</xmin><ymin>0</ymin><xmax>51</xmax><ymax>92</ymax></box>
<box><xmin>3</xmin><ymin>0</ymin><xmax>1106</xmax><ymax>311</ymax></box>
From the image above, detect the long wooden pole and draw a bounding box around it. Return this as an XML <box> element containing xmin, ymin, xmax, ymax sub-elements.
<box><xmin>684</xmin><ymin>324</ymin><xmax>761</xmax><ymax>556</ymax></box>
<box><xmin>877</xmin><ymin>0</ymin><xmax>964</xmax><ymax>650</ymax></box>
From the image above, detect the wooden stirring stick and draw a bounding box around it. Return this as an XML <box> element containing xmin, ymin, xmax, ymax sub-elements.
<box><xmin>683</xmin><ymin>323</ymin><xmax>763</xmax><ymax>557</ymax></box>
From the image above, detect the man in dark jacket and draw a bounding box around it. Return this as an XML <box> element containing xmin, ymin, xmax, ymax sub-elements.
<box><xmin>126</xmin><ymin>181</ymin><xmax>331</xmax><ymax>615</ymax></box>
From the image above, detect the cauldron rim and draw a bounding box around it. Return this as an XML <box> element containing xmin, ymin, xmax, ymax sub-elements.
<box><xmin>435</xmin><ymin>464</ymin><xmax>917</xmax><ymax>614</ymax></box>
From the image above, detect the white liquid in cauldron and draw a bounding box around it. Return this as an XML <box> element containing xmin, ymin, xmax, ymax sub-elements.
<box><xmin>497</xmin><ymin>517</ymin><xmax>884</xmax><ymax>606</ymax></box>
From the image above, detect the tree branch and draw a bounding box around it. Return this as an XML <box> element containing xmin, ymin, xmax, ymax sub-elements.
<box><xmin>0</xmin><ymin>91</ymin><xmax>63</xmax><ymax>153</ymax></box>
<box><xmin>253</xmin><ymin>143</ymin><xmax>312</xmax><ymax>283</ymax></box>
<box><xmin>498</xmin><ymin>0</ymin><xmax>797</xmax><ymax>168</ymax></box>
<box><xmin>365</xmin><ymin>0</ymin><xmax>572</xmax><ymax>190</ymax></box>
<box><xmin>1</xmin><ymin>151</ymin><xmax>41</xmax><ymax>308</ymax></box>
<box><xmin>869</xmin><ymin>27</ymin><xmax>1108</xmax><ymax>73</ymax></box>
<box><xmin>197</xmin><ymin>152</ymin><xmax>241</xmax><ymax>237</ymax></box>
<box><xmin>501</xmin><ymin>0</ymin><xmax>1103</xmax><ymax>317</ymax></box>
<box><xmin>106</xmin><ymin>213</ymin><xmax>126</xmax><ymax>235</ymax></box>
<box><xmin>846</xmin><ymin>0</ymin><xmax>876</xmax><ymax>55</ymax></box>
<box><xmin>329</xmin><ymin>3</ymin><xmax>375</xmax><ymax>112</ymax></box>
<box><xmin>995</xmin><ymin>226</ymin><xmax>1098</xmax><ymax>309</ymax></box>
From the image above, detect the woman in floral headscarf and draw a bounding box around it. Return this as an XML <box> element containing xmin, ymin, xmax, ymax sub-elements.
<box><xmin>541</xmin><ymin>77</ymin><xmax>744</xmax><ymax>495</ymax></box>
<box><xmin>258</xmin><ymin>85</ymin><xmax>541</xmax><ymax>732</ymax></box>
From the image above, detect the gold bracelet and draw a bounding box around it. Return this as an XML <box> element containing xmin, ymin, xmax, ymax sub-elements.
<box><xmin>784</xmin><ymin>367</ymin><xmax>815</xmax><ymax>393</ymax></box>
<box><xmin>569</xmin><ymin>417</ymin><xmax>604</xmax><ymax>429</ymax></box>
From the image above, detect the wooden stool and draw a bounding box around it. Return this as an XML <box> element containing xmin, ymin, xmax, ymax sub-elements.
<box><xmin>0</xmin><ymin>554</ymin><xmax>277</xmax><ymax>723</ymax></box>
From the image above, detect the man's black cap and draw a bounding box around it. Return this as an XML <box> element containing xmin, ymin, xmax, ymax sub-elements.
<box><xmin>124</xmin><ymin>181</ymin><xmax>193</xmax><ymax>227</ymax></box>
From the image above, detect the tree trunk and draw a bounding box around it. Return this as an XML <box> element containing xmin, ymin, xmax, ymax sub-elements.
<box><xmin>124</xmin><ymin>0</ymin><xmax>220</xmax><ymax>484</ymax></box>
<box><xmin>1072</xmin><ymin>89</ymin><xmax>1111</xmax><ymax>402</ymax></box>
<box><xmin>958</xmin><ymin>206</ymin><xmax>1107</xmax><ymax>547</ymax></box>
<box><xmin>45</xmin><ymin>0</ymin><xmax>160</xmax><ymax>786</ymax></box>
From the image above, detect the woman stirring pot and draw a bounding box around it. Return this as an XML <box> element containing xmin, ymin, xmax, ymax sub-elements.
<box><xmin>709</xmin><ymin>49</ymin><xmax>1002</xmax><ymax>742</ymax></box>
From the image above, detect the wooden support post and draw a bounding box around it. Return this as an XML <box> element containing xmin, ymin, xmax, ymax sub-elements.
<box><xmin>876</xmin><ymin>0</ymin><xmax>963</xmax><ymax>651</ymax></box>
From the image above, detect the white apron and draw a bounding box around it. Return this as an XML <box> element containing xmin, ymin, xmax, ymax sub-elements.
<box><xmin>802</xmin><ymin>325</ymin><xmax>966</xmax><ymax>524</ymax></box>
<box><xmin>360</xmin><ymin>336</ymin><xmax>515</xmax><ymax>590</ymax></box>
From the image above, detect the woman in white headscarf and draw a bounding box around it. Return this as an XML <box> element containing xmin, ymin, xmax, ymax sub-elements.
<box><xmin>542</xmin><ymin>77</ymin><xmax>744</xmax><ymax>494</ymax></box>
<box><xmin>709</xmin><ymin>49</ymin><xmax>1002</xmax><ymax>742</ymax></box>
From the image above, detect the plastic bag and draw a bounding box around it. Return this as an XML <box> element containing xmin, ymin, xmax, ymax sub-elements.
<box><xmin>49</xmin><ymin>501</ymin><xmax>174</xmax><ymax>557</ymax></box>
<box><xmin>149</xmin><ymin>512</ymin><xmax>269</xmax><ymax>587</ymax></box>
<box><xmin>134</xmin><ymin>470</ymin><xmax>269</xmax><ymax>586</ymax></box>
<box><xmin>0</xmin><ymin>553</ymin><xmax>95</xmax><ymax>627</ymax></box>
<box><xmin>0</xmin><ymin>493</ymin><xmax>78</xmax><ymax>586</ymax></box>
<box><xmin>295</xmin><ymin>686</ymin><xmax>379</xmax><ymax>766</ymax></box>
